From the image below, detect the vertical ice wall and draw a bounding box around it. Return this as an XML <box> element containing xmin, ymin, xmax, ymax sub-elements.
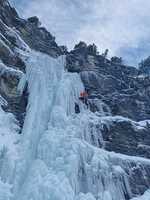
<box><xmin>13</xmin><ymin>51</ymin><xmax>85</xmax><ymax>199</ymax></box>
<box><xmin>11</xmin><ymin>51</ymin><xmax>149</xmax><ymax>200</ymax></box>
<box><xmin>0</xmin><ymin>95</ymin><xmax>20</xmax><ymax>200</ymax></box>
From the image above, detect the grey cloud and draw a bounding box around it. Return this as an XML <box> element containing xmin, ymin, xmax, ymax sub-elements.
<box><xmin>11</xmin><ymin>0</ymin><xmax>150</xmax><ymax>65</ymax></box>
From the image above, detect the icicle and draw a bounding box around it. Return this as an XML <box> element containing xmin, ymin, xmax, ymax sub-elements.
<box><xmin>12</xmin><ymin>50</ymin><xmax>150</xmax><ymax>200</ymax></box>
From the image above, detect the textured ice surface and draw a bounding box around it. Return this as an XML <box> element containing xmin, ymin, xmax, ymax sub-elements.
<box><xmin>0</xmin><ymin>179</ymin><xmax>12</xmax><ymax>200</ymax></box>
<box><xmin>0</xmin><ymin>96</ymin><xmax>20</xmax><ymax>199</ymax></box>
<box><xmin>131</xmin><ymin>190</ymin><xmax>150</xmax><ymax>200</ymax></box>
<box><xmin>0</xmin><ymin>50</ymin><xmax>150</xmax><ymax>199</ymax></box>
<box><xmin>11</xmin><ymin>51</ymin><xmax>150</xmax><ymax>200</ymax></box>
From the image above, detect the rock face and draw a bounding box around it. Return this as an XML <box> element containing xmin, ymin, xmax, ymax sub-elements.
<box><xmin>66</xmin><ymin>41</ymin><xmax>150</xmax><ymax>153</ymax></box>
<box><xmin>88</xmin><ymin>116</ymin><xmax>150</xmax><ymax>159</ymax></box>
<box><xmin>102</xmin><ymin>118</ymin><xmax>150</xmax><ymax>159</ymax></box>
<box><xmin>139</xmin><ymin>56</ymin><xmax>150</xmax><ymax>75</ymax></box>
<box><xmin>17</xmin><ymin>17</ymin><xmax>65</xmax><ymax>58</ymax></box>
<box><xmin>66</xmin><ymin>42</ymin><xmax>150</xmax><ymax>122</ymax></box>
<box><xmin>66</xmin><ymin>42</ymin><xmax>150</xmax><ymax>196</ymax></box>
<box><xmin>0</xmin><ymin>0</ymin><xmax>65</xmax><ymax>63</ymax></box>
<box><xmin>0</xmin><ymin>61</ymin><xmax>28</xmax><ymax>128</ymax></box>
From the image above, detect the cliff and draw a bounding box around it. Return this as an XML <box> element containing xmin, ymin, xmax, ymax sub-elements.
<box><xmin>0</xmin><ymin>0</ymin><xmax>150</xmax><ymax>199</ymax></box>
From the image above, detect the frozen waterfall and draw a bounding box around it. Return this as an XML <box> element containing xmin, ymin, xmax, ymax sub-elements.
<box><xmin>1</xmin><ymin>50</ymin><xmax>150</xmax><ymax>200</ymax></box>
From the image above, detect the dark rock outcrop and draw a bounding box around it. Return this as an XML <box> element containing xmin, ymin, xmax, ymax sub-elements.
<box><xmin>66</xmin><ymin>42</ymin><xmax>150</xmax><ymax>122</ymax></box>
<box><xmin>0</xmin><ymin>0</ymin><xmax>19</xmax><ymax>27</ymax></box>
<box><xmin>101</xmin><ymin>117</ymin><xmax>150</xmax><ymax>159</ymax></box>
<box><xmin>0</xmin><ymin>61</ymin><xmax>28</xmax><ymax>128</ymax></box>
<box><xmin>0</xmin><ymin>0</ymin><xmax>65</xmax><ymax>61</ymax></box>
<box><xmin>0</xmin><ymin>18</ymin><xmax>26</xmax><ymax>71</ymax></box>
<box><xmin>87</xmin><ymin>115</ymin><xmax>150</xmax><ymax>159</ymax></box>
<box><xmin>139</xmin><ymin>56</ymin><xmax>150</xmax><ymax>75</ymax></box>
<box><xmin>17</xmin><ymin>18</ymin><xmax>64</xmax><ymax>58</ymax></box>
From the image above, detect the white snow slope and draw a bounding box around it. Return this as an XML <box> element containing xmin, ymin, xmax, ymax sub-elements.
<box><xmin>0</xmin><ymin>50</ymin><xmax>150</xmax><ymax>200</ymax></box>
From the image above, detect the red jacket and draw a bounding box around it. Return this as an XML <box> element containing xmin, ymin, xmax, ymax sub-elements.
<box><xmin>80</xmin><ymin>91</ymin><xmax>88</xmax><ymax>97</ymax></box>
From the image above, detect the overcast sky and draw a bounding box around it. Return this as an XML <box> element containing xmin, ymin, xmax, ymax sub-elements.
<box><xmin>10</xmin><ymin>0</ymin><xmax>150</xmax><ymax>66</ymax></box>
